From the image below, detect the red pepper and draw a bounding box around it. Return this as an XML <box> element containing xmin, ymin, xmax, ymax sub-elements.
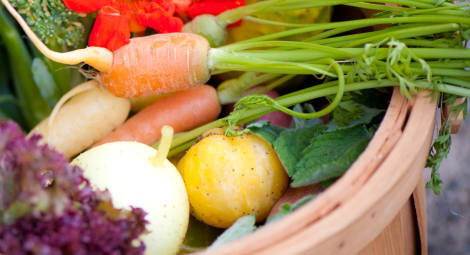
<box><xmin>88</xmin><ymin>6</ymin><xmax>131</xmax><ymax>51</ymax></box>
<box><xmin>187</xmin><ymin>0</ymin><xmax>245</xmax><ymax>19</ymax></box>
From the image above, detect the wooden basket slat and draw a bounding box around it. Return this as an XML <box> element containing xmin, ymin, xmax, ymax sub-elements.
<box><xmin>412</xmin><ymin>169</ymin><xmax>428</xmax><ymax>255</ymax></box>
<box><xmin>358</xmin><ymin>196</ymin><xmax>419</xmax><ymax>255</ymax></box>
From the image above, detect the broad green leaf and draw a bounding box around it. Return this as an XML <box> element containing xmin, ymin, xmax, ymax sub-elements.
<box><xmin>179</xmin><ymin>216</ymin><xmax>224</xmax><ymax>254</ymax></box>
<box><xmin>328</xmin><ymin>103</ymin><xmax>384</xmax><ymax>131</ymax></box>
<box><xmin>247</xmin><ymin>120</ymin><xmax>286</xmax><ymax>145</ymax></box>
<box><xmin>292</xmin><ymin>104</ymin><xmax>322</xmax><ymax>129</ymax></box>
<box><xmin>291</xmin><ymin>126</ymin><xmax>372</xmax><ymax>187</ymax></box>
<box><xmin>209</xmin><ymin>215</ymin><xmax>256</xmax><ymax>249</ymax></box>
<box><xmin>0</xmin><ymin>47</ymin><xmax>8</xmax><ymax>86</ymax></box>
<box><xmin>320</xmin><ymin>178</ymin><xmax>338</xmax><ymax>189</ymax></box>
<box><xmin>273</xmin><ymin>124</ymin><xmax>326</xmax><ymax>177</ymax></box>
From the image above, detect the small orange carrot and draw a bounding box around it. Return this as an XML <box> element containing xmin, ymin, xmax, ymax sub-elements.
<box><xmin>102</xmin><ymin>33</ymin><xmax>211</xmax><ymax>98</ymax></box>
<box><xmin>95</xmin><ymin>85</ymin><xmax>221</xmax><ymax>146</ymax></box>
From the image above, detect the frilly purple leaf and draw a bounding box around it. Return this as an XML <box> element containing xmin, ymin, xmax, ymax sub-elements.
<box><xmin>0</xmin><ymin>121</ymin><xmax>148</xmax><ymax>254</ymax></box>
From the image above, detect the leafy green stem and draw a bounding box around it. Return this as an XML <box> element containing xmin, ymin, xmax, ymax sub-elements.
<box><xmin>161</xmin><ymin>79</ymin><xmax>470</xmax><ymax>154</ymax></box>
<box><xmin>217</xmin><ymin>72</ymin><xmax>282</xmax><ymax>104</ymax></box>
<box><xmin>226</xmin><ymin>59</ymin><xmax>344</xmax><ymax>131</ymax></box>
<box><xmin>239</xmin><ymin>15</ymin><xmax>470</xmax><ymax>43</ymax></box>
<box><xmin>343</xmin><ymin>23</ymin><xmax>459</xmax><ymax>47</ymax></box>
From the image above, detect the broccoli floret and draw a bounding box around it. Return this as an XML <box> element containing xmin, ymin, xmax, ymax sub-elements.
<box><xmin>9</xmin><ymin>0</ymin><xmax>86</xmax><ymax>50</ymax></box>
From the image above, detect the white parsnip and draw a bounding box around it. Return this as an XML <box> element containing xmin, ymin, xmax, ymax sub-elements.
<box><xmin>30</xmin><ymin>81</ymin><xmax>131</xmax><ymax>158</ymax></box>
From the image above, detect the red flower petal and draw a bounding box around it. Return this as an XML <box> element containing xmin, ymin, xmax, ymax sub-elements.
<box><xmin>62</xmin><ymin>0</ymin><xmax>112</xmax><ymax>13</ymax></box>
<box><xmin>187</xmin><ymin>0</ymin><xmax>245</xmax><ymax>19</ymax></box>
<box><xmin>173</xmin><ymin>0</ymin><xmax>192</xmax><ymax>16</ymax></box>
<box><xmin>88</xmin><ymin>6</ymin><xmax>131</xmax><ymax>51</ymax></box>
<box><xmin>135</xmin><ymin>10</ymin><xmax>184</xmax><ymax>33</ymax></box>
<box><xmin>150</xmin><ymin>0</ymin><xmax>176</xmax><ymax>15</ymax></box>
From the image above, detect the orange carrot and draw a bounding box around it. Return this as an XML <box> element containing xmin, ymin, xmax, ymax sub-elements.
<box><xmin>102</xmin><ymin>33</ymin><xmax>211</xmax><ymax>98</ymax></box>
<box><xmin>95</xmin><ymin>85</ymin><xmax>221</xmax><ymax>146</ymax></box>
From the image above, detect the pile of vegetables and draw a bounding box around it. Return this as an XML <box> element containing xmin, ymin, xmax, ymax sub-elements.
<box><xmin>1</xmin><ymin>0</ymin><xmax>469</xmax><ymax>254</ymax></box>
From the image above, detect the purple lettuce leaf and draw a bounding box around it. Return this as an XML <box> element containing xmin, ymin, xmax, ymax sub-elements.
<box><xmin>0</xmin><ymin>121</ymin><xmax>148</xmax><ymax>254</ymax></box>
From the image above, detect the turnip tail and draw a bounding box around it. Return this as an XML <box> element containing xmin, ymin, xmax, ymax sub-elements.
<box><xmin>1</xmin><ymin>0</ymin><xmax>113</xmax><ymax>72</ymax></box>
<box><xmin>153</xmin><ymin>125</ymin><xmax>174</xmax><ymax>167</ymax></box>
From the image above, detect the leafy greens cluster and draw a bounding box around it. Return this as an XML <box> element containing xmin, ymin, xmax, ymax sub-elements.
<box><xmin>248</xmin><ymin>101</ymin><xmax>384</xmax><ymax>188</ymax></box>
<box><xmin>426</xmin><ymin>95</ymin><xmax>468</xmax><ymax>195</ymax></box>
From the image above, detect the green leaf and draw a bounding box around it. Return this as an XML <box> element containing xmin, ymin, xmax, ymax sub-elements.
<box><xmin>320</xmin><ymin>178</ymin><xmax>338</xmax><ymax>189</ymax></box>
<box><xmin>266</xmin><ymin>194</ymin><xmax>315</xmax><ymax>223</ymax></box>
<box><xmin>426</xmin><ymin>110</ymin><xmax>452</xmax><ymax>195</ymax></box>
<box><xmin>292</xmin><ymin>104</ymin><xmax>322</xmax><ymax>129</ymax></box>
<box><xmin>3</xmin><ymin>201</ymin><xmax>30</xmax><ymax>225</ymax></box>
<box><xmin>32</xmin><ymin>58</ymin><xmax>60</xmax><ymax>108</ymax></box>
<box><xmin>291</xmin><ymin>126</ymin><xmax>372</xmax><ymax>187</ymax></box>
<box><xmin>328</xmin><ymin>103</ymin><xmax>384</xmax><ymax>131</ymax></box>
<box><xmin>0</xmin><ymin>47</ymin><xmax>8</xmax><ymax>86</ymax></box>
<box><xmin>179</xmin><ymin>216</ymin><xmax>224</xmax><ymax>254</ymax></box>
<box><xmin>246</xmin><ymin>120</ymin><xmax>286</xmax><ymax>145</ymax></box>
<box><xmin>349</xmin><ymin>89</ymin><xmax>390</xmax><ymax>110</ymax></box>
<box><xmin>209</xmin><ymin>215</ymin><xmax>256</xmax><ymax>249</ymax></box>
<box><xmin>273</xmin><ymin>124</ymin><xmax>326</xmax><ymax>177</ymax></box>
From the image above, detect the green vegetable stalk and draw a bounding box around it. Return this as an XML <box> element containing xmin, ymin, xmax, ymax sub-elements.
<box><xmin>0</xmin><ymin>46</ymin><xmax>23</xmax><ymax>125</ymax></box>
<box><xmin>0</xmin><ymin>6</ymin><xmax>50</xmax><ymax>129</ymax></box>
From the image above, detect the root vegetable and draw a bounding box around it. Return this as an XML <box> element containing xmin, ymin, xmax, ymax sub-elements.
<box><xmin>72</xmin><ymin>126</ymin><xmax>190</xmax><ymax>255</ymax></box>
<box><xmin>102</xmin><ymin>33</ymin><xmax>210</xmax><ymax>98</ymax></box>
<box><xmin>30</xmin><ymin>81</ymin><xmax>130</xmax><ymax>158</ymax></box>
<box><xmin>95</xmin><ymin>85</ymin><xmax>221</xmax><ymax>146</ymax></box>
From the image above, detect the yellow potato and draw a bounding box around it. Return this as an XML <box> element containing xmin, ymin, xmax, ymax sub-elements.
<box><xmin>177</xmin><ymin>128</ymin><xmax>288</xmax><ymax>228</ymax></box>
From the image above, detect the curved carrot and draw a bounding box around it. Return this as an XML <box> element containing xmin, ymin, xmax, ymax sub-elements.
<box><xmin>95</xmin><ymin>85</ymin><xmax>221</xmax><ymax>146</ymax></box>
<box><xmin>102</xmin><ymin>33</ymin><xmax>211</xmax><ymax>98</ymax></box>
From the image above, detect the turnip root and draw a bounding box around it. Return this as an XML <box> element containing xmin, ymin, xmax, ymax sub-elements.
<box><xmin>72</xmin><ymin>126</ymin><xmax>190</xmax><ymax>255</ymax></box>
<box><xmin>30</xmin><ymin>81</ymin><xmax>131</xmax><ymax>158</ymax></box>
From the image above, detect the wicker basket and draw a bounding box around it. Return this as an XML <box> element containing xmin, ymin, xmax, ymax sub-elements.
<box><xmin>198</xmin><ymin>88</ymin><xmax>436</xmax><ymax>255</ymax></box>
